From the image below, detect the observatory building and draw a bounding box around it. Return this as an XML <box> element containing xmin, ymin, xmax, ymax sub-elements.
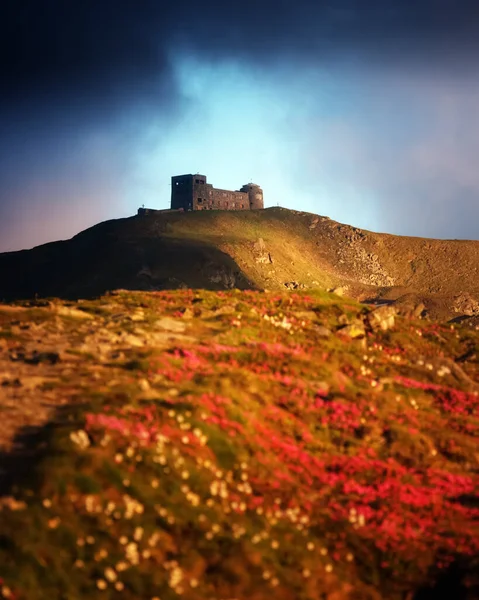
<box><xmin>171</xmin><ymin>174</ymin><xmax>264</xmax><ymax>211</ymax></box>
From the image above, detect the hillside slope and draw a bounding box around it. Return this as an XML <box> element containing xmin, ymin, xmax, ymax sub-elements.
<box><xmin>0</xmin><ymin>289</ymin><xmax>478</xmax><ymax>599</ymax></box>
<box><xmin>1</xmin><ymin>208</ymin><xmax>479</xmax><ymax>320</ymax></box>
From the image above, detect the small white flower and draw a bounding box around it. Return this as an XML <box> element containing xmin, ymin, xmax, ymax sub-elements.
<box><xmin>169</xmin><ymin>566</ymin><xmax>183</xmax><ymax>588</ymax></box>
<box><xmin>70</xmin><ymin>430</ymin><xmax>90</xmax><ymax>450</ymax></box>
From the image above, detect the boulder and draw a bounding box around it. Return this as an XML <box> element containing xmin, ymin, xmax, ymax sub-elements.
<box><xmin>366</xmin><ymin>305</ymin><xmax>396</xmax><ymax>331</ymax></box>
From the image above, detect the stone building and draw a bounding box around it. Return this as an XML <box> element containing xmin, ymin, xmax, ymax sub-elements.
<box><xmin>171</xmin><ymin>174</ymin><xmax>264</xmax><ymax>211</ymax></box>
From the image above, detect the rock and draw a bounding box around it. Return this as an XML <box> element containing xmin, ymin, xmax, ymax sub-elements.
<box><xmin>254</xmin><ymin>238</ymin><xmax>266</xmax><ymax>253</ymax></box>
<box><xmin>255</xmin><ymin>253</ymin><xmax>273</xmax><ymax>264</ymax></box>
<box><xmin>284</xmin><ymin>281</ymin><xmax>306</xmax><ymax>290</ymax></box>
<box><xmin>253</xmin><ymin>238</ymin><xmax>273</xmax><ymax>264</ymax></box>
<box><xmin>213</xmin><ymin>305</ymin><xmax>236</xmax><ymax>316</ymax></box>
<box><xmin>52</xmin><ymin>306</ymin><xmax>94</xmax><ymax>320</ymax></box>
<box><xmin>329</xmin><ymin>286</ymin><xmax>349</xmax><ymax>297</ymax></box>
<box><xmin>453</xmin><ymin>292</ymin><xmax>479</xmax><ymax>316</ymax></box>
<box><xmin>122</xmin><ymin>334</ymin><xmax>145</xmax><ymax>348</ymax></box>
<box><xmin>138</xmin><ymin>378</ymin><xmax>151</xmax><ymax>392</ymax></box>
<box><xmin>337</xmin><ymin>320</ymin><xmax>366</xmax><ymax>339</ymax></box>
<box><xmin>9</xmin><ymin>350</ymin><xmax>62</xmax><ymax>365</ymax></box>
<box><xmin>129</xmin><ymin>310</ymin><xmax>145</xmax><ymax>322</ymax></box>
<box><xmin>412</xmin><ymin>302</ymin><xmax>426</xmax><ymax>319</ymax></box>
<box><xmin>207</xmin><ymin>266</ymin><xmax>237</xmax><ymax>288</ymax></box>
<box><xmin>366</xmin><ymin>305</ymin><xmax>396</xmax><ymax>331</ymax></box>
<box><xmin>392</xmin><ymin>294</ymin><xmax>426</xmax><ymax>319</ymax></box>
<box><xmin>293</xmin><ymin>310</ymin><xmax>318</xmax><ymax>320</ymax></box>
<box><xmin>154</xmin><ymin>317</ymin><xmax>186</xmax><ymax>333</ymax></box>
<box><xmin>314</xmin><ymin>325</ymin><xmax>332</xmax><ymax>338</ymax></box>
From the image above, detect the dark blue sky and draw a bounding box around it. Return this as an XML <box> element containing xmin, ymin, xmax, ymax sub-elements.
<box><xmin>1</xmin><ymin>1</ymin><xmax>479</xmax><ymax>251</ymax></box>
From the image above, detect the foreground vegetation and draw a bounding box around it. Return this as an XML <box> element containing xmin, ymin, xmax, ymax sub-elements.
<box><xmin>0</xmin><ymin>289</ymin><xmax>478</xmax><ymax>599</ymax></box>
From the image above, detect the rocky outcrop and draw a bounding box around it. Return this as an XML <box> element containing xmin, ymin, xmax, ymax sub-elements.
<box><xmin>252</xmin><ymin>238</ymin><xmax>273</xmax><ymax>264</ymax></box>
<box><xmin>453</xmin><ymin>292</ymin><xmax>479</xmax><ymax>316</ymax></box>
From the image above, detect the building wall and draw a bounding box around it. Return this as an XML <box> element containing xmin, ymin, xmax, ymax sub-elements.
<box><xmin>193</xmin><ymin>184</ymin><xmax>249</xmax><ymax>211</ymax></box>
<box><xmin>171</xmin><ymin>174</ymin><xmax>199</xmax><ymax>210</ymax></box>
<box><xmin>137</xmin><ymin>208</ymin><xmax>184</xmax><ymax>216</ymax></box>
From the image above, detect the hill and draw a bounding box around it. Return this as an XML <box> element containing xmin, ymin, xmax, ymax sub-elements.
<box><xmin>1</xmin><ymin>208</ymin><xmax>479</xmax><ymax>321</ymax></box>
<box><xmin>0</xmin><ymin>289</ymin><xmax>478</xmax><ymax>599</ymax></box>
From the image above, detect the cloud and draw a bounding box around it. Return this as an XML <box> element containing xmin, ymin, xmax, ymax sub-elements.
<box><xmin>293</xmin><ymin>68</ymin><xmax>479</xmax><ymax>238</ymax></box>
<box><xmin>2</xmin><ymin>1</ymin><xmax>479</xmax><ymax>108</ymax></box>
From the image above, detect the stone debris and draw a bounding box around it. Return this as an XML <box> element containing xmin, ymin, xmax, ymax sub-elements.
<box><xmin>337</xmin><ymin>320</ymin><xmax>366</xmax><ymax>339</ymax></box>
<box><xmin>366</xmin><ymin>305</ymin><xmax>396</xmax><ymax>331</ymax></box>
<box><xmin>284</xmin><ymin>281</ymin><xmax>306</xmax><ymax>290</ymax></box>
<box><xmin>154</xmin><ymin>317</ymin><xmax>186</xmax><ymax>333</ymax></box>
<box><xmin>253</xmin><ymin>238</ymin><xmax>273</xmax><ymax>264</ymax></box>
<box><xmin>333</xmin><ymin>229</ymin><xmax>394</xmax><ymax>288</ymax></box>
<box><xmin>453</xmin><ymin>292</ymin><xmax>479</xmax><ymax>316</ymax></box>
<box><xmin>329</xmin><ymin>286</ymin><xmax>349</xmax><ymax>297</ymax></box>
<box><xmin>313</xmin><ymin>325</ymin><xmax>332</xmax><ymax>338</ymax></box>
<box><xmin>51</xmin><ymin>306</ymin><xmax>94</xmax><ymax>320</ymax></box>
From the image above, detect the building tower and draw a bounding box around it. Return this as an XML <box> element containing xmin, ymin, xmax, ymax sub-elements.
<box><xmin>171</xmin><ymin>174</ymin><xmax>207</xmax><ymax>211</ymax></box>
<box><xmin>240</xmin><ymin>183</ymin><xmax>264</xmax><ymax>210</ymax></box>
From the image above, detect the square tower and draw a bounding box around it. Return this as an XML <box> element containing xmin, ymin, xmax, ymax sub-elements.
<box><xmin>171</xmin><ymin>174</ymin><xmax>207</xmax><ymax>210</ymax></box>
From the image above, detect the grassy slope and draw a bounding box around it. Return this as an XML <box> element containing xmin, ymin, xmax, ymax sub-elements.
<box><xmin>0</xmin><ymin>289</ymin><xmax>478</xmax><ymax>599</ymax></box>
<box><xmin>1</xmin><ymin>209</ymin><xmax>479</xmax><ymax>320</ymax></box>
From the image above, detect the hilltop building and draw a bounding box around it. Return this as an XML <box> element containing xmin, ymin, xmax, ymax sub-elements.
<box><xmin>171</xmin><ymin>174</ymin><xmax>263</xmax><ymax>211</ymax></box>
